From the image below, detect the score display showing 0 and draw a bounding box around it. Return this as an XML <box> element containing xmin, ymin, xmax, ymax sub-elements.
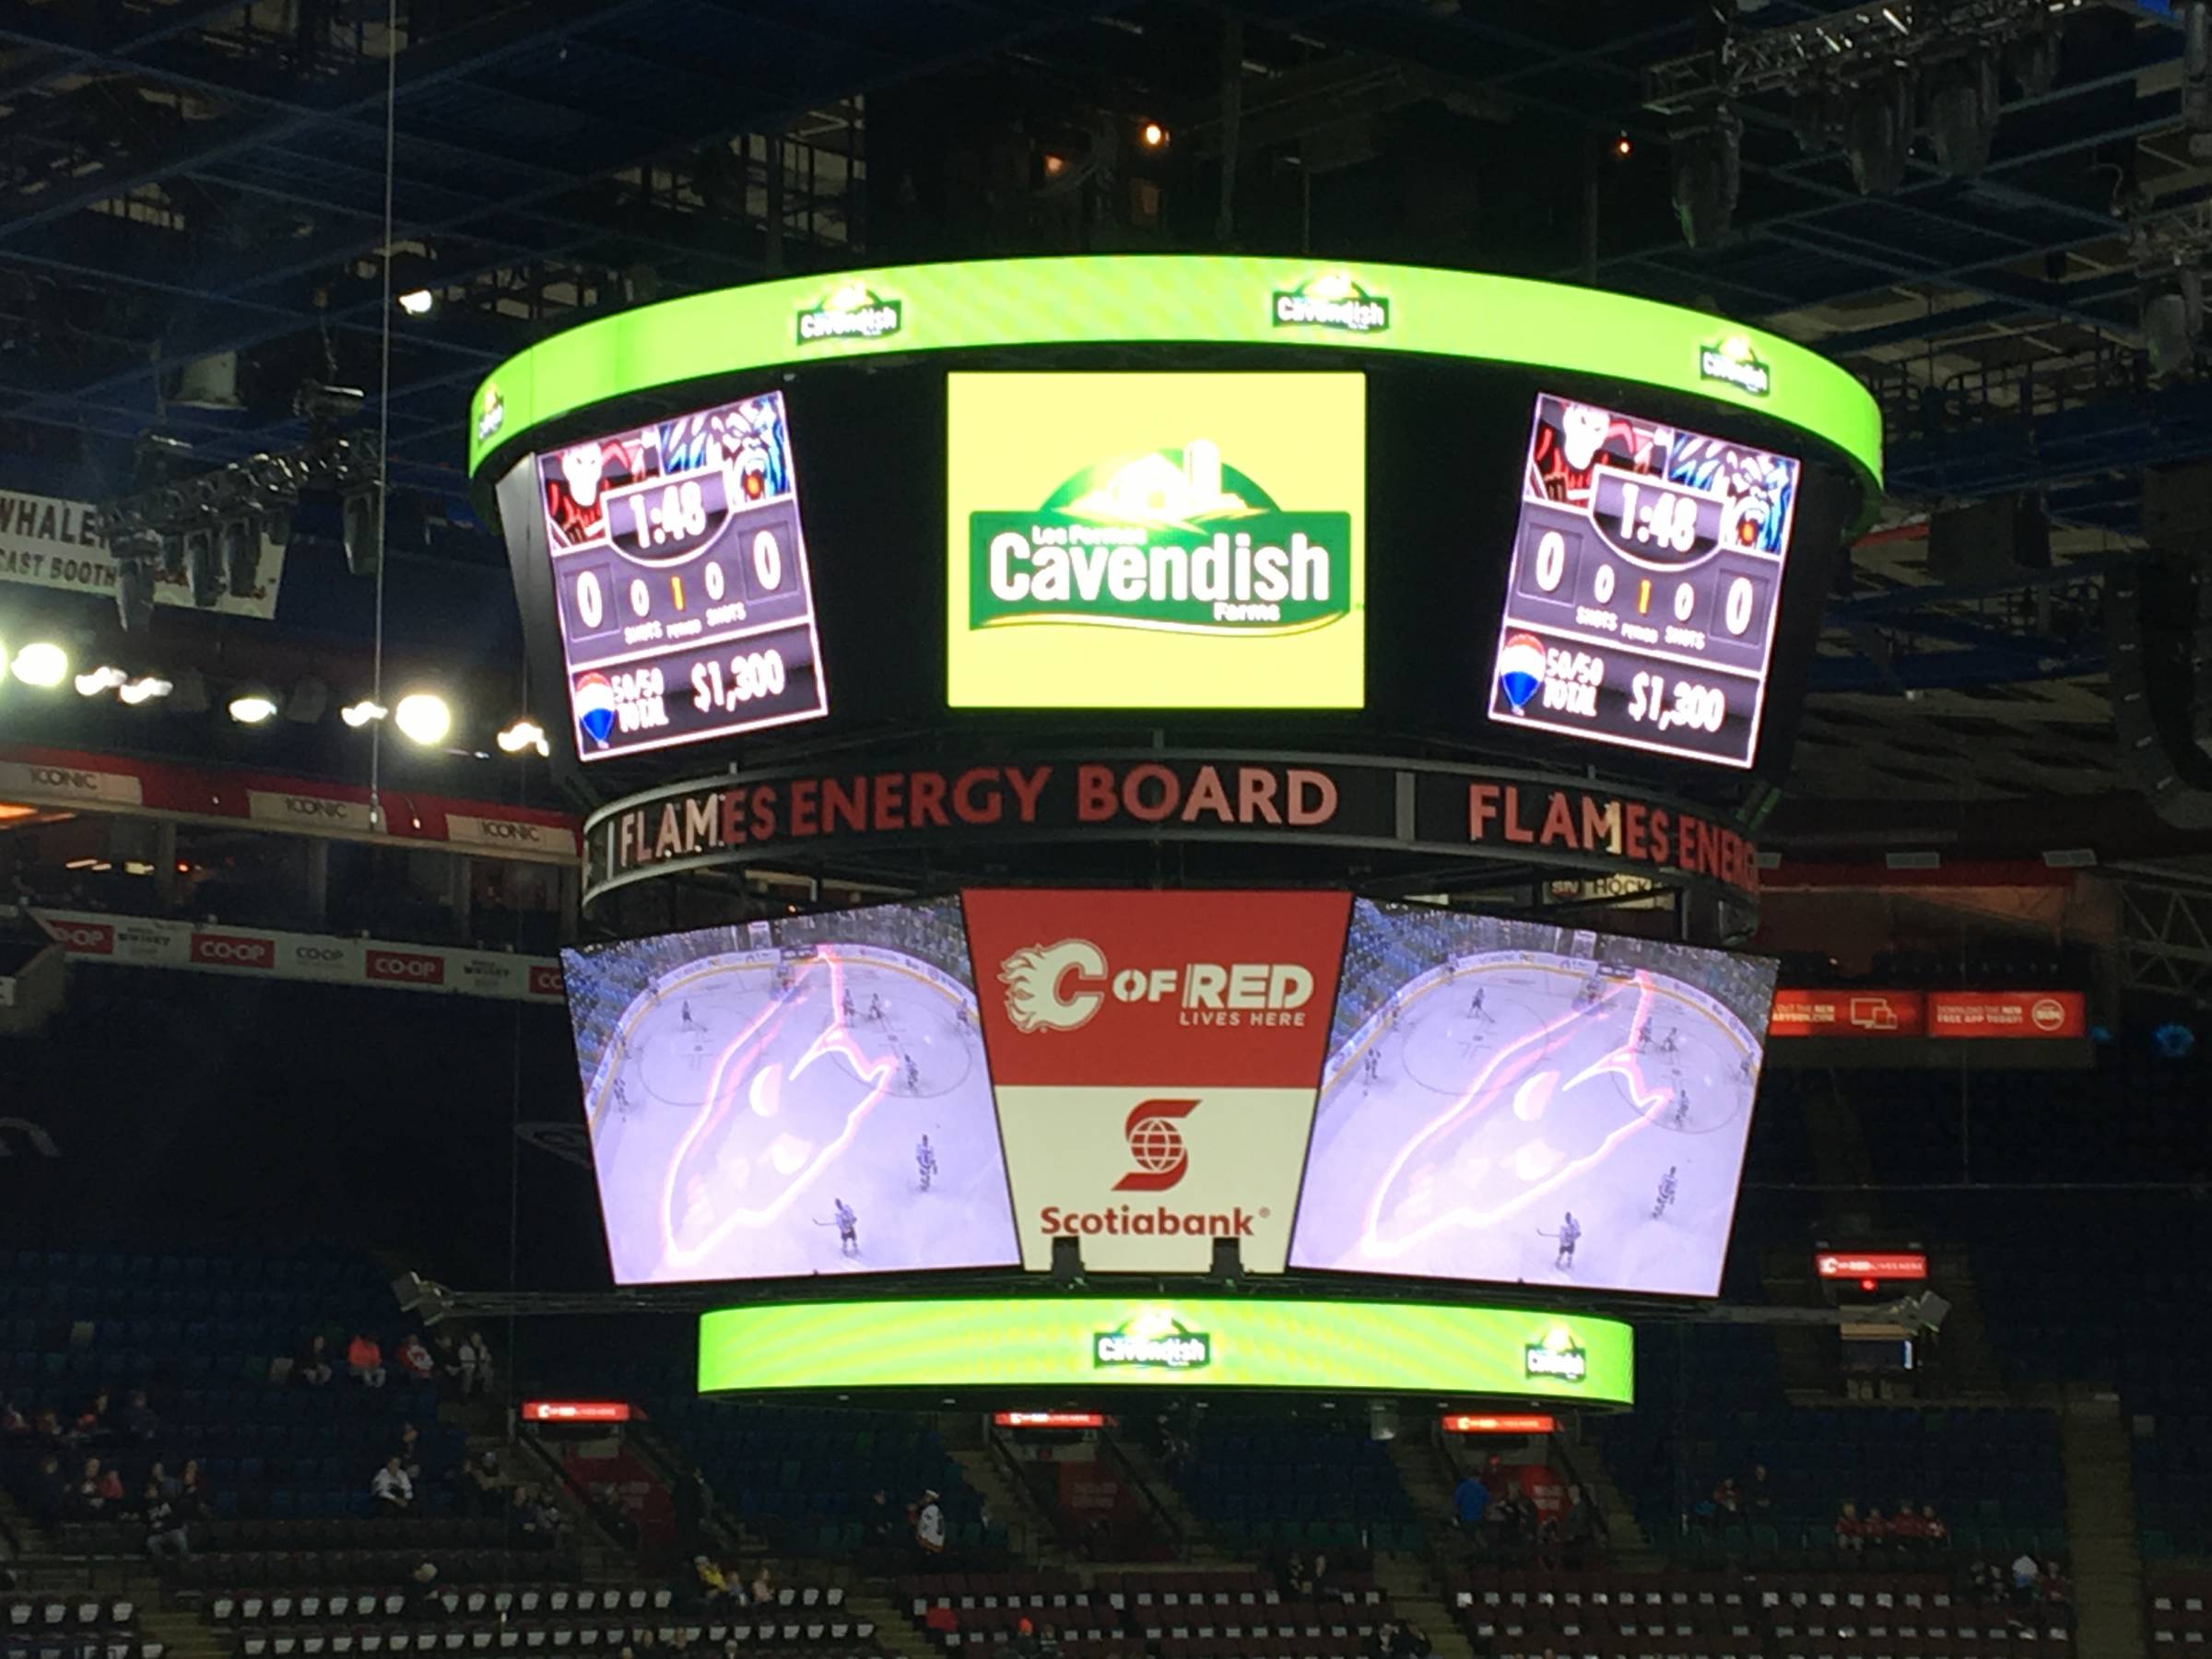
<box><xmin>566</xmin><ymin>526</ymin><xmax>788</xmax><ymax>633</ymax></box>
<box><xmin>1524</xmin><ymin>528</ymin><xmax>1762</xmax><ymax>640</ymax></box>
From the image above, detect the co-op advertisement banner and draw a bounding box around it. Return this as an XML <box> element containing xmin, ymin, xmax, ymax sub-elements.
<box><xmin>0</xmin><ymin>488</ymin><xmax>284</xmax><ymax>619</ymax></box>
<box><xmin>582</xmin><ymin>750</ymin><xmax>1761</xmax><ymax>906</ymax></box>
<box><xmin>965</xmin><ymin>888</ymin><xmax>1349</xmax><ymax>1273</ymax></box>
<box><xmin>24</xmin><ymin>909</ymin><xmax>564</xmax><ymax>1004</ymax></box>
<box><xmin>697</xmin><ymin>1296</ymin><xmax>1633</xmax><ymax>1404</ymax></box>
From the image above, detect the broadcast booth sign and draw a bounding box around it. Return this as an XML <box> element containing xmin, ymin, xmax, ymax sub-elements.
<box><xmin>582</xmin><ymin>749</ymin><xmax>1760</xmax><ymax>911</ymax></box>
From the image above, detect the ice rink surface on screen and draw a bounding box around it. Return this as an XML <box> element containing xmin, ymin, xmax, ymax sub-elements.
<box><xmin>560</xmin><ymin>900</ymin><xmax>1018</xmax><ymax>1284</ymax></box>
<box><xmin>1288</xmin><ymin>902</ymin><xmax>1777</xmax><ymax>1298</ymax></box>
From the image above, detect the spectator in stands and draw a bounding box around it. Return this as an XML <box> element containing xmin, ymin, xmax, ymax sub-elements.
<box><xmin>73</xmin><ymin>1389</ymin><xmax>112</xmax><ymax>1443</ymax></box>
<box><xmin>408</xmin><ymin>1561</ymin><xmax>443</xmax><ymax>1620</ymax></box>
<box><xmin>458</xmin><ymin>1330</ymin><xmax>494</xmax><ymax>1398</ymax></box>
<box><xmin>2042</xmin><ymin>1559</ymin><xmax>2072</xmax><ymax>1616</ymax></box>
<box><xmin>177</xmin><ymin>1459</ymin><xmax>211</xmax><ymax>1522</ymax></box>
<box><xmin>512</xmin><ymin>1482</ymin><xmax>564</xmax><ymax>1547</ymax></box>
<box><xmin>75</xmin><ymin>1454</ymin><xmax>121</xmax><ymax>1515</ymax></box>
<box><xmin>1746</xmin><ymin>1463</ymin><xmax>1775</xmax><ymax>1518</ymax></box>
<box><xmin>1390</xmin><ymin>1620</ymin><xmax>1433</xmax><ymax>1659</ymax></box>
<box><xmin>747</xmin><ymin>1565</ymin><xmax>774</xmax><ymax>1608</ymax></box>
<box><xmin>144</xmin><ymin>1461</ymin><xmax>178</xmax><ymax>1501</ymax></box>
<box><xmin>689</xmin><ymin>1555</ymin><xmax>729</xmax><ymax>1611</ymax></box>
<box><xmin>1920</xmin><ymin>1503</ymin><xmax>1948</xmax><ymax>1548</ymax></box>
<box><xmin>372</xmin><ymin>1453</ymin><xmax>414</xmax><ymax>1516</ymax></box>
<box><xmin>119</xmin><ymin>1388</ymin><xmax>158</xmax><ymax>1443</ymax></box>
<box><xmin>1889</xmin><ymin>1500</ymin><xmax>1926</xmax><ymax>1550</ymax></box>
<box><xmin>1284</xmin><ymin>1549</ymin><xmax>1314</xmax><ymax>1597</ymax></box>
<box><xmin>1559</xmin><ymin>1484</ymin><xmax>1600</xmax><ymax>1567</ymax></box>
<box><xmin>912</xmin><ymin>1488</ymin><xmax>946</xmax><ymax>1559</ymax></box>
<box><xmin>465</xmin><ymin>1451</ymin><xmax>506</xmax><ymax>1517</ymax></box>
<box><xmin>397</xmin><ymin>1332</ymin><xmax>436</xmax><ymax>1384</ymax></box>
<box><xmin>348</xmin><ymin>1332</ymin><xmax>387</xmax><ymax>1387</ymax></box>
<box><xmin>1712</xmin><ymin>1475</ymin><xmax>1741</xmax><ymax>1517</ymax></box>
<box><xmin>1453</xmin><ymin>1467</ymin><xmax>1490</xmax><ymax>1536</ymax></box>
<box><xmin>25</xmin><ymin>1453</ymin><xmax>65</xmax><ymax>1524</ymax></box>
<box><xmin>1861</xmin><ymin>1505</ymin><xmax>1890</xmax><ymax>1550</ymax></box>
<box><xmin>1834</xmin><ymin>1500</ymin><xmax>1864</xmax><ymax>1554</ymax></box>
<box><xmin>0</xmin><ymin>1397</ymin><xmax>24</xmax><ymax>1436</ymax></box>
<box><xmin>2010</xmin><ymin>1549</ymin><xmax>2042</xmax><ymax>1609</ymax></box>
<box><xmin>1035</xmin><ymin>1623</ymin><xmax>1063</xmax><ymax>1659</ymax></box>
<box><xmin>296</xmin><ymin>1334</ymin><xmax>335</xmax><ymax>1387</ymax></box>
<box><xmin>1010</xmin><ymin>1618</ymin><xmax>1038</xmax><ymax>1659</ymax></box>
<box><xmin>865</xmin><ymin>1487</ymin><xmax>896</xmax><ymax>1550</ymax></box>
<box><xmin>143</xmin><ymin>1476</ymin><xmax>188</xmax><ymax>1561</ymax></box>
<box><xmin>394</xmin><ymin>1421</ymin><xmax>424</xmax><ymax>1482</ymax></box>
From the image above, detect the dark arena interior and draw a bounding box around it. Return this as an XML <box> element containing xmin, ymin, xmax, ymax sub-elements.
<box><xmin>15</xmin><ymin>6</ymin><xmax>2212</xmax><ymax>1659</ymax></box>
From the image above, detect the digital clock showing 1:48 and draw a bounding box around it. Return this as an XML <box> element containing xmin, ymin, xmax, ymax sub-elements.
<box><xmin>601</xmin><ymin>467</ymin><xmax>734</xmax><ymax>564</ymax></box>
<box><xmin>1588</xmin><ymin>466</ymin><xmax>1724</xmax><ymax>566</ymax></box>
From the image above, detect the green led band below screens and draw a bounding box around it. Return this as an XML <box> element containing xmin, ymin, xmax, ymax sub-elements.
<box><xmin>694</xmin><ymin>1296</ymin><xmax>1634</xmax><ymax>1405</ymax></box>
<box><xmin>469</xmin><ymin>256</ymin><xmax>1881</xmax><ymax>494</ymax></box>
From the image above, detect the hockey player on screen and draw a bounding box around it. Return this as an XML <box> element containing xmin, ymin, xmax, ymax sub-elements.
<box><xmin>1653</xmin><ymin>1167</ymin><xmax>1678</xmax><ymax>1219</ymax></box>
<box><xmin>1467</xmin><ymin>986</ymin><xmax>1488</xmax><ymax>1020</ymax></box>
<box><xmin>903</xmin><ymin>1052</ymin><xmax>922</xmax><ymax>1096</ymax></box>
<box><xmin>869</xmin><ymin>993</ymin><xmax>885</xmax><ymax>1023</ymax></box>
<box><xmin>1554</xmin><ymin>1212</ymin><xmax>1582</xmax><ymax>1270</ymax></box>
<box><xmin>834</xmin><ymin>1199</ymin><xmax>859</xmax><ymax>1257</ymax></box>
<box><xmin>916</xmin><ymin>1135</ymin><xmax>936</xmax><ymax>1193</ymax></box>
<box><xmin>1673</xmin><ymin>1088</ymin><xmax>1691</xmax><ymax>1130</ymax></box>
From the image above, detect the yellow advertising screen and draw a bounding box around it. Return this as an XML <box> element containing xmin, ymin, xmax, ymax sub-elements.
<box><xmin>946</xmin><ymin>371</ymin><xmax>1367</xmax><ymax>709</ymax></box>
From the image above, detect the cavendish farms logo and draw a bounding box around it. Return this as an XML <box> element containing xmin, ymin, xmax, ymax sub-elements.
<box><xmin>1700</xmin><ymin>335</ymin><xmax>1771</xmax><ymax>397</ymax></box>
<box><xmin>797</xmin><ymin>281</ymin><xmax>903</xmax><ymax>344</ymax></box>
<box><xmin>1093</xmin><ymin>1309</ymin><xmax>1212</xmax><ymax>1371</ymax></box>
<box><xmin>970</xmin><ymin>442</ymin><xmax>1352</xmax><ymax>635</ymax></box>
<box><xmin>1271</xmin><ymin>271</ymin><xmax>1389</xmax><ymax>334</ymax></box>
<box><xmin>1524</xmin><ymin>1324</ymin><xmax>1588</xmax><ymax>1384</ymax></box>
<box><xmin>477</xmin><ymin>382</ymin><xmax>504</xmax><ymax>442</ymax></box>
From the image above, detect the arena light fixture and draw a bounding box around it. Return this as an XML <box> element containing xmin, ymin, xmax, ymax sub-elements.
<box><xmin>496</xmin><ymin>718</ymin><xmax>549</xmax><ymax>757</ymax></box>
<box><xmin>118</xmin><ymin>676</ymin><xmax>173</xmax><ymax>706</ymax></box>
<box><xmin>11</xmin><ymin>641</ymin><xmax>68</xmax><ymax>689</ymax></box>
<box><xmin>227</xmin><ymin>686</ymin><xmax>279</xmax><ymax>725</ymax></box>
<box><xmin>1140</xmin><ymin>120</ymin><xmax>1169</xmax><ymax>148</ymax></box>
<box><xmin>394</xmin><ymin>691</ymin><xmax>453</xmax><ymax>747</ymax></box>
<box><xmin>340</xmin><ymin>699</ymin><xmax>388</xmax><ymax>728</ymax></box>
<box><xmin>74</xmin><ymin>665</ymin><xmax>127</xmax><ymax>697</ymax></box>
<box><xmin>397</xmin><ymin>288</ymin><xmax>436</xmax><ymax>316</ymax></box>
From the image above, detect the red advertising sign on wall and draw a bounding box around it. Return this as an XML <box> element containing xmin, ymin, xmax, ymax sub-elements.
<box><xmin>962</xmin><ymin>888</ymin><xmax>1348</xmax><ymax>1274</ymax></box>
<box><xmin>1925</xmin><ymin>990</ymin><xmax>2085</xmax><ymax>1039</ymax></box>
<box><xmin>1815</xmin><ymin>1252</ymin><xmax>1929</xmax><ymax>1281</ymax></box>
<box><xmin>1768</xmin><ymin>988</ymin><xmax>1924</xmax><ymax>1038</ymax></box>
<box><xmin>1441</xmin><ymin>1414</ymin><xmax>1558</xmax><ymax>1435</ymax></box>
<box><xmin>522</xmin><ymin>1400</ymin><xmax>633</xmax><ymax>1423</ymax></box>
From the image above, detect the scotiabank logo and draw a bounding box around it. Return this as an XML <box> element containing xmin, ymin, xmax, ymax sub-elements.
<box><xmin>46</xmin><ymin>920</ymin><xmax>114</xmax><ymax>954</ymax></box>
<box><xmin>192</xmin><ymin>933</ymin><xmax>274</xmax><ymax>968</ymax></box>
<box><xmin>1112</xmin><ymin>1099</ymin><xmax>1195</xmax><ymax>1192</ymax></box>
<box><xmin>999</xmin><ymin>938</ymin><xmax>1314</xmax><ymax>1034</ymax></box>
<box><xmin>368</xmin><ymin>949</ymin><xmax>445</xmax><ymax>985</ymax></box>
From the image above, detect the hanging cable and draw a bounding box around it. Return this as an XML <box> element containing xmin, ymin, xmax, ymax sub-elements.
<box><xmin>370</xmin><ymin>0</ymin><xmax>398</xmax><ymax>829</ymax></box>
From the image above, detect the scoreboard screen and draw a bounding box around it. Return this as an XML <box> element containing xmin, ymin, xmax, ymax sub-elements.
<box><xmin>537</xmin><ymin>392</ymin><xmax>829</xmax><ymax>763</ymax></box>
<box><xmin>1487</xmin><ymin>394</ymin><xmax>1801</xmax><ymax>770</ymax></box>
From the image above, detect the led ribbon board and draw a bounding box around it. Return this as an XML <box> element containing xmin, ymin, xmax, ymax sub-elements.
<box><xmin>695</xmin><ymin>1296</ymin><xmax>1633</xmax><ymax>1405</ymax></box>
<box><xmin>469</xmin><ymin>258</ymin><xmax>1883</xmax><ymax>497</ymax></box>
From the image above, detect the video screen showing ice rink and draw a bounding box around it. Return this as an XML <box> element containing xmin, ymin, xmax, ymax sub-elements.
<box><xmin>1288</xmin><ymin>902</ymin><xmax>1777</xmax><ymax>1298</ymax></box>
<box><xmin>561</xmin><ymin>900</ymin><xmax>1018</xmax><ymax>1284</ymax></box>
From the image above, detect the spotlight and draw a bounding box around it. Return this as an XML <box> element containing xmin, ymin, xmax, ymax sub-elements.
<box><xmin>1924</xmin><ymin>53</ymin><xmax>1998</xmax><ymax>179</ymax></box>
<box><xmin>1042</xmin><ymin>152</ymin><xmax>1067</xmax><ymax>178</ymax></box>
<box><xmin>74</xmin><ymin>665</ymin><xmax>127</xmax><ymax>698</ymax></box>
<box><xmin>183</xmin><ymin>527</ymin><xmax>221</xmax><ymax>607</ymax></box>
<box><xmin>1139</xmin><ymin>120</ymin><xmax>1168</xmax><ymax>149</ymax></box>
<box><xmin>113</xmin><ymin>542</ymin><xmax>157</xmax><ymax>632</ymax></box>
<box><xmin>342</xmin><ymin>485</ymin><xmax>382</xmax><ymax>578</ymax></box>
<box><xmin>0</xmin><ymin>639</ymin><xmax>8</xmax><ymax>680</ymax></box>
<box><xmin>394</xmin><ymin>692</ymin><xmax>452</xmax><ymax>747</ymax></box>
<box><xmin>11</xmin><ymin>641</ymin><xmax>68</xmax><ymax>689</ymax></box>
<box><xmin>1843</xmin><ymin>76</ymin><xmax>1913</xmax><ymax>195</ymax></box>
<box><xmin>1612</xmin><ymin>131</ymin><xmax>1633</xmax><ymax>159</ymax></box>
<box><xmin>340</xmin><ymin>699</ymin><xmax>388</xmax><ymax>728</ymax></box>
<box><xmin>1669</xmin><ymin>106</ymin><xmax>1741</xmax><ymax>249</ymax></box>
<box><xmin>118</xmin><ymin>676</ymin><xmax>172</xmax><ymax>706</ymax></box>
<box><xmin>496</xmin><ymin>719</ymin><xmax>549</xmax><ymax>757</ymax></box>
<box><xmin>228</xmin><ymin>687</ymin><xmax>279</xmax><ymax>725</ymax></box>
<box><xmin>397</xmin><ymin>288</ymin><xmax>436</xmax><ymax>316</ymax></box>
<box><xmin>220</xmin><ymin>513</ymin><xmax>261</xmax><ymax>601</ymax></box>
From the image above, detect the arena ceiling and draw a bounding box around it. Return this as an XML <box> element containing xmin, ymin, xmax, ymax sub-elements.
<box><xmin>0</xmin><ymin>0</ymin><xmax>2199</xmax><ymax>818</ymax></box>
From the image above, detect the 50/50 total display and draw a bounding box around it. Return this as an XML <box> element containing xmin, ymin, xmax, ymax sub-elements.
<box><xmin>1514</xmin><ymin>645</ymin><xmax>1734</xmax><ymax>738</ymax></box>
